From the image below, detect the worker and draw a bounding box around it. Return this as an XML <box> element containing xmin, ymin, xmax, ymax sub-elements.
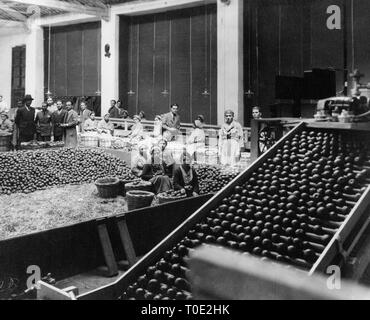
<box><xmin>98</xmin><ymin>114</ymin><xmax>115</xmax><ymax>135</ymax></box>
<box><xmin>46</xmin><ymin>97</ymin><xmax>57</xmax><ymax>113</ymax></box>
<box><xmin>108</xmin><ymin>99</ymin><xmax>120</xmax><ymax>119</ymax></box>
<box><xmin>79</xmin><ymin>101</ymin><xmax>91</xmax><ymax>133</ymax></box>
<box><xmin>84</xmin><ymin>112</ymin><xmax>98</xmax><ymax>132</ymax></box>
<box><xmin>15</xmin><ymin>94</ymin><xmax>36</xmax><ymax>143</ymax></box>
<box><xmin>51</xmin><ymin>100</ymin><xmax>67</xmax><ymax>142</ymax></box>
<box><xmin>141</xmin><ymin>146</ymin><xmax>173</xmax><ymax>194</ymax></box>
<box><xmin>158</xmin><ymin>139</ymin><xmax>175</xmax><ymax>178</ymax></box>
<box><xmin>131</xmin><ymin>143</ymin><xmax>149</xmax><ymax>177</ymax></box>
<box><xmin>129</xmin><ymin>115</ymin><xmax>144</xmax><ymax>144</ymax></box>
<box><xmin>35</xmin><ymin>102</ymin><xmax>52</xmax><ymax>142</ymax></box>
<box><xmin>0</xmin><ymin>112</ymin><xmax>13</xmax><ymax>134</ymax></box>
<box><xmin>162</xmin><ymin>104</ymin><xmax>181</xmax><ymax>141</ymax></box>
<box><xmin>187</xmin><ymin>115</ymin><xmax>206</xmax><ymax>161</ymax></box>
<box><xmin>173</xmin><ymin>151</ymin><xmax>200</xmax><ymax>197</ymax></box>
<box><xmin>252</xmin><ymin>106</ymin><xmax>262</xmax><ymax>120</ymax></box>
<box><xmin>138</xmin><ymin>111</ymin><xmax>146</xmax><ymax>121</ymax></box>
<box><xmin>219</xmin><ymin>110</ymin><xmax>244</xmax><ymax>166</ymax></box>
<box><xmin>60</xmin><ymin>101</ymin><xmax>79</xmax><ymax>148</ymax></box>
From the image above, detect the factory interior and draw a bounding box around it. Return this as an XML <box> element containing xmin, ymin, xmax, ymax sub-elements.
<box><xmin>0</xmin><ymin>0</ymin><xmax>370</xmax><ymax>301</ymax></box>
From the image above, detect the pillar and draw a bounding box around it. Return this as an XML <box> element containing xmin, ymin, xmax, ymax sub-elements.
<box><xmin>25</xmin><ymin>25</ymin><xmax>44</xmax><ymax>108</ymax></box>
<box><xmin>217</xmin><ymin>0</ymin><xmax>244</xmax><ymax>125</ymax></box>
<box><xmin>101</xmin><ymin>15</ymin><xmax>120</xmax><ymax>116</ymax></box>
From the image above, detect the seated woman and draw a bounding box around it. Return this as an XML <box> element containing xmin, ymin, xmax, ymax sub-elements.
<box><xmin>173</xmin><ymin>152</ymin><xmax>200</xmax><ymax>197</ymax></box>
<box><xmin>129</xmin><ymin>115</ymin><xmax>145</xmax><ymax>144</ymax></box>
<box><xmin>141</xmin><ymin>146</ymin><xmax>173</xmax><ymax>194</ymax></box>
<box><xmin>83</xmin><ymin>112</ymin><xmax>98</xmax><ymax>132</ymax></box>
<box><xmin>98</xmin><ymin>114</ymin><xmax>115</xmax><ymax>135</ymax></box>
<box><xmin>0</xmin><ymin>112</ymin><xmax>13</xmax><ymax>135</ymax></box>
<box><xmin>187</xmin><ymin>115</ymin><xmax>206</xmax><ymax>161</ymax></box>
<box><xmin>158</xmin><ymin>139</ymin><xmax>175</xmax><ymax>178</ymax></box>
<box><xmin>131</xmin><ymin>143</ymin><xmax>148</xmax><ymax>177</ymax></box>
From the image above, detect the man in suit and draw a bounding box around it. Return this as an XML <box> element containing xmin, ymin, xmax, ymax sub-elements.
<box><xmin>35</xmin><ymin>102</ymin><xmax>53</xmax><ymax>141</ymax></box>
<box><xmin>15</xmin><ymin>94</ymin><xmax>36</xmax><ymax>143</ymax></box>
<box><xmin>60</xmin><ymin>101</ymin><xmax>79</xmax><ymax>148</ymax></box>
<box><xmin>51</xmin><ymin>100</ymin><xmax>67</xmax><ymax>142</ymax></box>
<box><xmin>162</xmin><ymin>104</ymin><xmax>181</xmax><ymax>141</ymax></box>
<box><xmin>79</xmin><ymin>101</ymin><xmax>91</xmax><ymax>133</ymax></box>
<box><xmin>108</xmin><ymin>99</ymin><xmax>120</xmax><ymax>119</ymax></box>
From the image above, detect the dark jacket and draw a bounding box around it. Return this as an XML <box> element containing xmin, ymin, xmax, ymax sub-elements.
<box><xmin>173</xmin><ymin>166</ymin><xmax>199</xmax><ymax>194</ymax></box>
<box><xmin>109</xmin><ymin>106</ymin><xmax>121</xmax><ymax>119</ymax></box>
<box><xmin>15</xmin><ymin>106</ymin><xmax>36</xmax><ymax>137</ymax></box>
<box><xmin>35</xmin><ymin>110</ymin><xmax>52</xmax><ymax>137</ymax></box>
<box><xmin>51</xmin><ymin>109</ymin><xmax>68</xmax><ymax>137</ymax></box>
<box><xmin>141</xmin><ymin>164</ymin><xmax>166</xmax><ymax>181</ymax></box>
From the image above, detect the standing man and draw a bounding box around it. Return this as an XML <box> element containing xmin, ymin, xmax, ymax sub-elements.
<box><xmin>162</xmin><ymin>104</ymin><xmax>181</xmax><ymax>141</ymax></box>
<box><xmin>60</xmin><ymin>101</ymin><xmax>79</xmax><ymax>148</ymax></box>
<box><xmin>46</xmin><ymin>96</ymin><xmax>57</xmax><ymax>114</ymax></box>
<box><xmin>79</xmin><ymin>101</ymin><xmax>91</xmax><ymax>133</ymax></box>
<box><xmin>51</xmin><ymin>100</ymin><xmax>67</xmax><ymax>142</ymax></box>
<box><xmin>15</xmin><ymin>95</ymin><xmax>36</xmax><ymax>143</ymax></box>
<box><xmin>108</xmin><ymin>99</ymin><xmax>120</xmax><ymax>119</ymax></box>
<box><xmin>35</xmin><ymin>102</ymin><xmax>53</xmax><ymax>141</ymax></box>
<box><xmin>219</xmin><ymin>110</ymin><xmax>244</xmax><ymax>166</ymax></box>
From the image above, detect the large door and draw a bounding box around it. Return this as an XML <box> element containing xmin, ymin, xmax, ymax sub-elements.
<box><xmin>11</xmin><ymin>45</ymin><xmax>26</xmax><ymax>108</ymax></box>
<box><xmin>119</xmin><ymin>5</ymin><xmax>218</xmax><ymax>124</ymax></box>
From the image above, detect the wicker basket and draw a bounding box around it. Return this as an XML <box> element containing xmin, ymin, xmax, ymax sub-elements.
<box><xmin>117</xmin><ymin>178</ymin><xmax>141</xmax><ymax>196</ymax></box>
<box><xmin>0</xmin><ymin>134</ymin><xmax>12</xmax><ymax>152</ymax></box>
<box><xmin>95</xmin><ymin>177</ymin><xmax>120</xmax><ymax>198</ymax></box>
<box><xmin>157</xmin><ymin>193</ymin><xmax>187</xmax><ymax>205</ymax></box>
<box><xmin>80</xmin><ymin>135</ymin><xmax>99</xmax><ymax>147</ymax></box>
<box><xmin>126</xmin><ymin>190</ymin><xmax>155</xmax><ymax>211</ymax></box>
<box><xmin>125</xmin><ymin>180</ymin><xmax>153</xmax><ymax>193</ymax></box>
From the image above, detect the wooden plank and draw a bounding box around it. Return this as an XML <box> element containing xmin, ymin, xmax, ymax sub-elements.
<box><xmin>97</xmin><ymin>220</ymin><xmax>119</xmax><ymax>278</ymax></box>
<box><xmin>37</xmin><ymin>281</ymin><xmax>75</xmax><ymax>300</ymax></box>
<box><xmin>116</xmin><ymin>216</ymin><xmax>137</xmax><ymax>267</ymax></box>
<box><xmin>188</xmin><ymin>246</ymin><xmax>370</xmax><ymax>300</ymax></box>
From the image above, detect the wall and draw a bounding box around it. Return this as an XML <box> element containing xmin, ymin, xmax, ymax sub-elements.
<box><xmin>0</xmin><ymin>31</ymin><xmax>27</xmax><ymax>109</ymax></box>
<box><xmin>119</xmin><ymin>5</ymin><xmax>218</xmax><ymax>124</ymax></box>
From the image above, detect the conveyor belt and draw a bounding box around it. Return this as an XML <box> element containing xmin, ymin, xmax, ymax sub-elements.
<box><xmin>78</xmin><ymin>122</ymin><xmax>370</xmax><ymax>300</ymax></box>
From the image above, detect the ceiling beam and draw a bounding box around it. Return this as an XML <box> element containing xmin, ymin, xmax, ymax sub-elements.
<box><xmin>0</xmin><ymin>3</ymin><xmax>27</xmax><ymax>21</ymax></box>
<box><xmin>7</xmin><ymin>0</ymin><xmax>110</xmax><ymax>20</ymax></box>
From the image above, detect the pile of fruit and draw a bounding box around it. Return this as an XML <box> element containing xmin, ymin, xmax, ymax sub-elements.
<box><xmin>120</xmin><ymin>129</ymin><xmax>370</xmax><ymax>300</ymax></box>
<box><xmin>0</xmin><ymin>149</ymin><xmax>136</xmax><ymax>195</ymax></box>
<box><xmin>196</xmin><ymin>165</ymin><xmax>241</xmax><ymax>195</ymax></box>
<box><xmin>158</xmin><ymin>190</ymin><xmax>187</xmax><ymax>200</ymax></box>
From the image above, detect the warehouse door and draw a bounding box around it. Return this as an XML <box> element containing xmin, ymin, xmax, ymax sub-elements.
<box><xmin>119</xmin><ymin>5</ymin><xmax>218</xmax><ymax>124</ymax></box>
<box><xmin>11</xmin><ymin>45</ymin><xmax>26</xmax><ymax>108</ymax></box>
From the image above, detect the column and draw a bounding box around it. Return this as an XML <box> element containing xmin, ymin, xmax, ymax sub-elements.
<box><xmin>101</xmin><ymin>14</ymin><xmax>120</xmax><ymax>116</ymax></box>
<box><xmin>217</xmin><ymin>0</ymin><xmax>244</xmax><ymax>125</ymax></box>
<box><xmin>25</xmin><ymin>25</ymin><xmax>44</xmax><ymax>108</ymax></box>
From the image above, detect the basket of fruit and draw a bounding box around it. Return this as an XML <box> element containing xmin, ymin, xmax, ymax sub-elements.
<box><xmin>126</xmin><ymin>190</ymin><xmax>155</xmax><ymax>211</ymax></box>
<box><xmin>81</xmin><ymin>133</ymin><xmax>99</xmax><ymax>147</ymax></box>
<box><xmin>117</xmin><ymin>177</ymin><xmax>141</xmax><ymax>196</ymax></box>
<box><xmin>157</xmin><ymin>189</ymin><xmax>187</xmax><ymax>204</ymax></box>
<box><xmin>95</xmin><ymin>177</ymin><xmax>120</xmax><ymax>199</ymax></box>
<box><xmin>125</xmin><ymin>180</ymin><xmax>153</xmax><ymax>193</ymax></box>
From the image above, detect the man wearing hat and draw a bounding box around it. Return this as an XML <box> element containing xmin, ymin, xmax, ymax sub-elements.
<box><xmin>35</xmin><ymin>102</ymin><xmax>53</xmax><ymax>142</ymax></box>
<box><xmin>15</xmin><ymin>94</ymin><xmax>36</xmax><ymax>143</ymax></box>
